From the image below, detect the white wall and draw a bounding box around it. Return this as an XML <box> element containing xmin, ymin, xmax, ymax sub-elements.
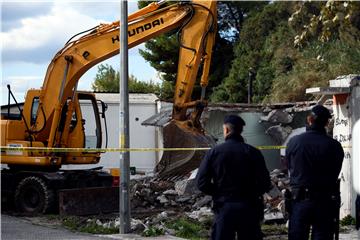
<box><xmin>330</xmin><ymin>75</ymin><xmax>359</xmax><ymax>218</ymax></box>
<box><xmin>62</xmin><ymin>93</ymin><xmax>159</xmax><ymax>173</ymax></box>
<box><xmin>128</xmin><ymin>102</ymin><xmax>159</xmax><ymax>172</ymax></box>
<box><xmin>333</xmin><ymin>98</ymin><xmax>353</xmax><ymax>218</ymax></box>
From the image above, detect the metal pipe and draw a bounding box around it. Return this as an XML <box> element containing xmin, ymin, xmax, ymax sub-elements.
<box><xmin>248</xmin><ymin>68</ymin><xmax>255</xmax><ymax>104</ymax></box>
<box><xmin>71</xmin><ymin>82</ymin><xmax>78</xmax><ymax>101</ymax></box>
<box><xmin>48</xmin><ymin>56</ymin><xmax>72</xmax><ymax>147</ymax></box>
<box><xmin>119</xmin><ymin>0</ymin><xmax>131</xmax><ymax>234</ymax></box>
<box><xmin>201</xmin><ymin>87</ymin><xmax>206</xmax><ymax>101</ymax></box>
<box><xmin>59</xmin><ymin>59</ymin><xmax>71</xmax><ymax>101</ymax></box>
<box><xmin>7</xmin><ymin>84</ymin><xmax>10</xmax><ymax>117</ymax></box>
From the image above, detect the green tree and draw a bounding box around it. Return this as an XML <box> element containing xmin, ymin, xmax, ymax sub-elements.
<box><xmin>268</xmin><ymin>1</ymin><xmax>360</xmax><ymax>102</ymax></box>
<box><xmin>289</xmin><ymin>1</ymin><xmax>360</xmax><ymax>47</ymax></box>
<box><xmin>138</xmin><ymin>1</ymin><xmax>269</xmax><ymax>100</ymax></box>
<box><xmin>211</xmin><ymin>2</ymin><xmax>292</xmax><ymax>103</ymax></box>
<box><xmin>137</xmin><ymin>1</ymin><xmax>360</xmax><ymax>104</ymax></box>
<box><xmin>92</xmin><ymin>64</ymin><xmax>119</xmax><ymax>92</ymax></box>
<box><xmin>212</xmin><ymin>1</ymin><xmax>360</xmax><ymax>103</ymax></box>
<box><xmin>217</xmin><ymin>1</ymin><xmax>268</xmax><ymax>41</ymax></box>
<box><xmin>91</xmin><ymin>64</ymin><xmax>169</xmax><ymax>97</ymax></box>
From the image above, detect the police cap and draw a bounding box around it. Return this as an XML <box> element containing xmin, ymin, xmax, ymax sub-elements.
<box><xmin>311</xmin><ymin>105</ymin><xmax>332</xmax><ymax>120</ymax></box>
<box><xmin>224</xmin><ymin>115</ymin><xmax>246</xmax><ymax>128</ymax></box>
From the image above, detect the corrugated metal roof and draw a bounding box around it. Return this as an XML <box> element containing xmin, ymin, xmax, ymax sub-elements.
<box><xmin>95</xmin><ymin>93</ymin><xmax>158</xmax><ymax>104</ymax></box>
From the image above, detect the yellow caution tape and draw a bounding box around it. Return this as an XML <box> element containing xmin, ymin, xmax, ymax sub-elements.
<box><xmin>257</xmin><ymin>146</ymin><xmax>286</xmax><ymax>150</ymax></box>
<box><xmin>1</xmin><ymin>146</ymin><xmax>210</xmax><ymax>153</ymax></box>
<box><xmin>0</xmin><ymin>145</ymin><xmax>351</xmax><ymax>153</ymax></box>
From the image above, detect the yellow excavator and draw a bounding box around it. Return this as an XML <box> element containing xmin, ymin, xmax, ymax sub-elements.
<box><xmin>1</xmin><ymin>0</ymin><xmax>216</xmax><ymax>214</ymax></box>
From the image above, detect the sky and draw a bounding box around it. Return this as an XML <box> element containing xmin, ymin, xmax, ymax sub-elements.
<box><xmin>0</xmin><ymin>0</ymin><xmax>161</xmax><ymax>105</ymax></box>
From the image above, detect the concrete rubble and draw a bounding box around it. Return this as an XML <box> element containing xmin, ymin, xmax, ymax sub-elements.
<box><xmin>85</xmin><ymin>173</ymin><xmax>212</xmax><ymax>237</ymax></box>
<box><xmin>95</xmin><ymin>103</ymin><xmax>323</xmax><ymax>235</ymax></box>
<box><xmin>93</xmin><ymin>168</ymin><xmax>290</xmax><ymax>235</ymax></box>
<box><xmin>264</xmin><ymin>169</ymin><xmax>290</xmax><ymax>223</ymax></box>
<box><xmin>260</xmin><ymin>109</ymin><xmax>294</xmax><ymax>124</ymax></box>
<box><xmin>265</xmin><ymin>125</ymin><xmax>293</xmax><ymax>145</ymax></box>
<box><xmin>75</xmin><ymin>102</ymin><xmax>328</xmax><ymax>236</ymax></box>
<box><xmin>88</xmin><ymin>174</ymin><xmax>211</xmax><ymax>236</ymax></box>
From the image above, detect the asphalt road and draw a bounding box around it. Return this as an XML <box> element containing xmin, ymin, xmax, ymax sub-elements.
<box><xmin>1</xmin><ymin>214</ymin><xmax>358</xmax><ymax>240</ymax></box>
<box><xmin>1</xmin><ymin>214</ymin><xmax>111</xmax><ymax>240</ymax></box>
<box><xmin>1</xmin><ymin>214</ymin><xmax>184</xmax><ymax>240</ymax></box>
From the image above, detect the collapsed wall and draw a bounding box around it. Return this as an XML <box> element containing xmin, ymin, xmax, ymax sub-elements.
<box><xmin>202</xmin><ymin>102</ymin><xmax>319</xmax><ymax>171</ymax></box>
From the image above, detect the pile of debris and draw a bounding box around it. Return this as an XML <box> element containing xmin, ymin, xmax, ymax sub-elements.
<box><xmin>93</xmin><ymin>168</ymin><xmax>290</xmax><ymax>235</ymax></box>
<box><xmin>127</xmin><ymin>172</ymin><xmax>213</xmax><ymax>234</ymax></box>
<box><xmin>264</xmin><ymin>169</ymin><xmax>290</xmax><ymax>223</ymax></box>
<box><xmin>130</xmin><ymin>172</ymin><xmax>212</xmax><ymax>215</ymax></box>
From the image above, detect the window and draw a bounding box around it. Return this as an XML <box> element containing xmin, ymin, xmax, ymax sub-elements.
<box><xmin>31</xmin><ymin>97</ymin><xmax>39</xmax><ymax>125</ymax></box>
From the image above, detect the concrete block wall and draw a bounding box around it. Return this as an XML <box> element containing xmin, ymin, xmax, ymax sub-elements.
<box><xmin>331</xmin><ymin>75</ymin><xmax>360</xmax><ymax>218</ymax></box>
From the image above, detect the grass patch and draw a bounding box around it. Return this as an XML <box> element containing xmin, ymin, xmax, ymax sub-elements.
<box><xmin>44</xmin><ymin>214</ymin><xmax>59</xmax><ymax>221</ymax></box>
<box><xmin>262</xmin><ymin>223</ymin><xmax>287</xmax><ymax>235</ymax></box>
<box><xmin>340</xmin><ymin>215</ymin><xmax>356</xmax><ymax>226</ymax></box>
<box><xmin>78</xmin><ymin>219</ymin><xmax>118</xmax><ymax>234</ymax></box>
<box><xmin>143</xmin><ymin>226</ymin><xmax>165</xmax><ymax>237</ymax></box>
<box><xmin>62</xmin><ymin>216</ymin><xmax>80</xmax><ymax>231</ymax></box>
<box><xmin>166</xmin><ymin>217</ymin><xmax>209</xmax><ymax>240</ymax></box>
<box><xmin>62</xmin><ymin>216</ymin><xmax>118</xmax><ymax>234</ymax></box>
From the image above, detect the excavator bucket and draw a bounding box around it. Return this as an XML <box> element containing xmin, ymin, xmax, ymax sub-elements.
<box><xmin>156</xmin><ymin>120</ymin><xmax>215</xmax><ymax>179</ymax></box>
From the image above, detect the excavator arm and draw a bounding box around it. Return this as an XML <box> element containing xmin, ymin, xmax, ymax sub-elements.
<box><xmin>2</xmin><ymin>0</ymin><xmax>216</xmax><ymax>176</ymax></box>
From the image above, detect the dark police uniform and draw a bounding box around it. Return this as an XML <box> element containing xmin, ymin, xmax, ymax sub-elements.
<box><xmin>197</xmin><ymin>125</ymin><xmax>271</xmax><ymax>240</ymax></box>
<box><xmin>356</xmin><ymin>195</ymin><xmax>360</xmax><ymax>230</ymax></box>
<box><xmin>286</xmin><ymin>106</ymin><xmax>344</xmax><ymax>240</ymax></box>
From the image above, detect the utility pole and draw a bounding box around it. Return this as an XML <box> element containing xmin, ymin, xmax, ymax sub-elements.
<box><xmin>119</xmin><ymin>0</ymin><xmax>130</xmax><ymax>234</ymax></box>
<box><xmin>248</xmin><ymin>68</ymin><xmax>255</xmax><ymax>104</ymax></box>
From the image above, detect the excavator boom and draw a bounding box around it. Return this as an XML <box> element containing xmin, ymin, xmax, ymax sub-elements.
<box><xmin>2</xmin><ymin>0</ymin><xmax>217</xmax><ymax>177</ymax></box>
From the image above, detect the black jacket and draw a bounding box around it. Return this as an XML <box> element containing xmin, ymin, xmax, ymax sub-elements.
<box><xmin>286</xmin><ymin>125</ymin><xmax>344</xmax><ymax>191</ymax></box>
<box><xmin>196</xmin><ymin>133</ymin><xmax>271</xmax><ymax>202</ymax></box>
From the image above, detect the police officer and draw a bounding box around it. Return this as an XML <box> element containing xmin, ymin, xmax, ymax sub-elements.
<box><xmin>286</xmin><ymin>105</ymin><xmax>344</xmax><ymax>240</ymax></box>
<box><xmin>356</xmin><ymin>195</ymin><xmax>360</xmax><ymax>230</ymax></box>
<box><xmin>197</xmin><ymin>115</ymin><xmax>271</xmax><ymax>240</ymax></box>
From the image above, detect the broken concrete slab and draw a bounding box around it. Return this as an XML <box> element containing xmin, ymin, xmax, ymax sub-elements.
<box><xmin>163</xmin><ymin>189</ymin><xmax>178</xmax><ymax>196</ymax></box>
<box><xmin>264</xmin><ymin>211</ymin><xmax>285</xmax><ymax>223</ymax></box>
<box><xmin>156</xmin><ymin>195</ymin><xmax>169</xmax><ymax>204</ymax></box>
<box><xmin>266</xmin><ymin>125</ymin><xmax>293</xmax><ymax>145</ymax></box>
<box><xmin>265</xmin><ymin>185</ymin><xmax>283</xmax><ymax>200</ymax></box>
<box><xmin>186</xmin><ymin>207</ymin><xmax>213</xmax><ymax>222</ymax></box>
<box><xmin>192</xmin><ymin>195</ymin><xmax>212</xmax><ymax>209</ymax></box>
<box><xmin>174</xmin><ymin>176</ymin><xmax>200</xmax><ymax>196</ymax></box>
<box><xmin>141</xmin><ymin>109</ymin><xmax>172</xmax><ymax>127</ymax></box>
<box><xmin>261</xmin><ymin>110</ymin><xmax>293</xmax><ymax>124</ymax></box>
<box><xmin>175</xmin><ymin>196</ymin><xmax>192</xmax><ymax>203</ymax></box>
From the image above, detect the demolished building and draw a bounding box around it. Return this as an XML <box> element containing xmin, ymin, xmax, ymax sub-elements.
<box><xmin>202</xmin><ymin>101</ymin><xmax>319</xmax><ymax>170</ymax></box>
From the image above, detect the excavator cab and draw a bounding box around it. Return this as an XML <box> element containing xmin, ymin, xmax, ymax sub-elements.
<box><xmin>76</xmin><ymin>92</ymin><xmax>103</xmax><ymax>149</ymax></box>
<box><xmin>60</xmin><ymin>92</ymin><xmax>108</xmax><ymax>164</ymax></box>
